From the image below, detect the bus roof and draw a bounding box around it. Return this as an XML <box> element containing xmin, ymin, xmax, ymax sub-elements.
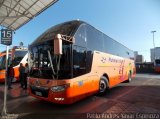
<box><xmin>30</xmin><ymin>20</ymin><xmax>133</xmax><ymax>54</ymax></box>
<box><xmin>0</xmin><ymin>46</ymin><xmax>28</xmax><ymax>54</ymax></box>
<box><xmin>31</xmin><ymin>20</ymin><xmax>83</xmax><ymax>46</ymax></box>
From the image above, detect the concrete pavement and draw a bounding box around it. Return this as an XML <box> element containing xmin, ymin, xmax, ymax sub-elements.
<box><xmin>0</xmin><ymin>74</ymin><xmax>160</xmax><ymax>119</ymax></box>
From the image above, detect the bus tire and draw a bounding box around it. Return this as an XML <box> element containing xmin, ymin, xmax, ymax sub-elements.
<box><xmin>98</xmin><ymin>76</ymin><xmax>109</xmax><ymax>95</ymax></box>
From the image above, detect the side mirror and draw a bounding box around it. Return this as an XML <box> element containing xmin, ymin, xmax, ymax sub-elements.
<box><xmin>54</xmin><ymin>34</ymin><xmax>62</xmax><ymax>55</ymax></box>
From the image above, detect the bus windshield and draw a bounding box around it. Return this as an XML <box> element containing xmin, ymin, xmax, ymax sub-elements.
<box><xmin>0</xmin><ymin>56</ymin><xmax>6</xmax><ymax>69</ymax></box>
<box><xmin>29</xmin><ymin>21</ymin><xmax>81</xmax><ymax>80</ymax></box>
<box><xmin>29</xmin><ymin>41</ymin><xmax>72</xmax><ymax>80</ymax></box>
<box><xmin>12</xmin><ymin>50</ymin><xmax>27</xmax><ymax>66</ymax></box>
<box><xmin>0</xmin><ymin>55</ymin><xmax>12</xmax><ymax>70</ymax></box>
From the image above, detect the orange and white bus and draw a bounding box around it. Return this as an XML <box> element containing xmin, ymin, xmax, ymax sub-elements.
<box><xmin>0</xmin><ymin>46</ymin><xmax>28</xmax><ymax>83</ymax></box>
<box><xmin>154</xmin><ymin>59</ymin><xmax>160</xmax><ymax>73</ymax></box>
<box><xmin>28</xmin><ymin>20</ymin><xmax>136</xmax><ymax>104</ymax></box>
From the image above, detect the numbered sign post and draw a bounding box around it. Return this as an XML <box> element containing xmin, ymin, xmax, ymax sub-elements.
<box><xmin>1</xmin><ymin>29</ymin><xmax>12</xmax><ymax>116</ymax></box>
<box><xmin>1</xmin><ymin>29</ymin><xmax>12</xmax><ymax>45</ymax></box>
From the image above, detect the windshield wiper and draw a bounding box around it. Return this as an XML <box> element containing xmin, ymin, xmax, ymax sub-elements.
<box><xmin>47</xmin><ymin>50</ymin><xmax>56</xmax><ymax>79</ymax></box>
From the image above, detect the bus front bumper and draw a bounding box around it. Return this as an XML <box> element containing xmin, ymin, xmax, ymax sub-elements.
<box><xmin>28</xmin><ymin>86</ymin><xmax>73</xmax><ymax>104</ymax></box>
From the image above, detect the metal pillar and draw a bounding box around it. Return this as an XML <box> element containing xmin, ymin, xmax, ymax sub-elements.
<box><xmin>1</xmin><ymin>45</ymin><xmax>9</xmax><ymax>116</ymax></box>
<box><xmin>151</xmin><ymin>31</ymin><xmax>156</xmax><ymax>63</ymax></box>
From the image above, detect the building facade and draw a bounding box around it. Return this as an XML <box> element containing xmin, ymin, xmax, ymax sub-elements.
<box><xmin>134</xmin><ymin>51</ymin><xmax>144</xmax><ymax>63</ymax></box>
<box><xmin>150</xmin><ymin>47</ymin><xmax>160</xmax><ymax>62</ymax></box>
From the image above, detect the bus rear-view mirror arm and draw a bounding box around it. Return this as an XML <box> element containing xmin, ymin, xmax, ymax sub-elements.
<box><xmin>54</xmin><ymin>34</ymin><xmax>62</xmax><ymax>55</ymax></box>
<box><xmin>54</xmin><ymin>34</ymin><xmax>75</xmax><ymax>55</ymax></box>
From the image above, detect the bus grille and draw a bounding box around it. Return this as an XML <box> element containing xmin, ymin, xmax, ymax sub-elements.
<box><xmin>30</xmin><ymin>85</ymin><xmax>49</xmax><ymax>98</ymax></box>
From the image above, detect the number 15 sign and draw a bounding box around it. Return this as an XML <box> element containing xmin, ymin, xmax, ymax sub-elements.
<box><xmin>1</xmin><ymin>29</ymin><xmax>12</xmax><ymax>46</ymax></box>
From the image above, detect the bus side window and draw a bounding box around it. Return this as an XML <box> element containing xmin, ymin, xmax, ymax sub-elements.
<box><xmin>73</xmin><ymin>45</ymin><xmax>86</xmax><ymax>77</ymax></box>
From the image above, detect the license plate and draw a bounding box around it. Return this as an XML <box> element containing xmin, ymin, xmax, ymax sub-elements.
<box><xmin>35</xmin><ymin>91</ymin><xmax>42</xmax><ymax>96</ymax></box>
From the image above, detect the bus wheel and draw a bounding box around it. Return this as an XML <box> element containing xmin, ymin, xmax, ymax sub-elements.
<box><xmin>99</xmin><ymin>76</ymin><xmax>109</xmax><ymax>95</ymax></box>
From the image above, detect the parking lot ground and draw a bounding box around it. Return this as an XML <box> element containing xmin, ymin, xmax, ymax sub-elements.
<box><xmin>0</xmin><ymin>73</ymin><xmax>160</xmax><ymax>119</ymax></box>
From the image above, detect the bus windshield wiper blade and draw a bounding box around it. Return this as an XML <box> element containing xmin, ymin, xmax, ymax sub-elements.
<box><xmin>47</xmin><ymin>50</ymin><xmax>55</xmax><ymax>79</ymax></box>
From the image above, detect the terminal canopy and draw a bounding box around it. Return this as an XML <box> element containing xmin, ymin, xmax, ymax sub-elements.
<box><xmin>0</xmin><ymin>0</ymin><xmax>58</xmax><ymax>30</ymax></box>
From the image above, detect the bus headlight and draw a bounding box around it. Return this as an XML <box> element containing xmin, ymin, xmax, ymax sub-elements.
<box><xmin>50</xmin><ymin>84</ymin><xmax>69</xmax><ymax>92</ymax></box>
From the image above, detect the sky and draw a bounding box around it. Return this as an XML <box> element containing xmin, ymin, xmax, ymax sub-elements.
<box><xmin>0</xmin><ymin>0</ymin><xmax>160</xmax><ymax>61</ymax></box>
